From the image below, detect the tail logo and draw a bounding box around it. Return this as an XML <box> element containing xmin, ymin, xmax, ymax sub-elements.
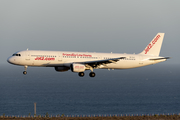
<box><xmin>145</xmin><ymin>35</ymin><xmax>161</xmax><ymax>54</ymax></box>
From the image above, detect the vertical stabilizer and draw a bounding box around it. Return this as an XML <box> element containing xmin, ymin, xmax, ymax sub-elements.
<box><xmin>140</xmin><ymin>33</ymin><xmax>165</xmax><ymax>56</ymax></box>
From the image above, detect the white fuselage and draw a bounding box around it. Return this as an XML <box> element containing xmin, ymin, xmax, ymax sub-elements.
<box><xmin>7</xmin><ymin>50</ymin><xmax>166</xmax><ymax>69</ymax></box>
<box><xmin>7</xmin><ymin>33</ymin><xmax>169</xmax><ymax>77</ymax></box>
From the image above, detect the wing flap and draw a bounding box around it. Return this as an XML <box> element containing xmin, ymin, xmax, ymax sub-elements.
<box><xmin>78</xmin><ymin>57</ymin><xmax>125</xmax><ymax>67</ymax></box>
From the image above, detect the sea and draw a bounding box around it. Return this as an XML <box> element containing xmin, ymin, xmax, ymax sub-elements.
<box><xmin>0</xmin><ymin>63</ymin><xmax>180</xmax><ymax>116</ymax></box>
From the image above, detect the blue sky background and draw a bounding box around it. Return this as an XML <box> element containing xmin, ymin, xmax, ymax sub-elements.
<box><xmin>0</xmin><ymin>0</ymin><xmax>179</xmax><ymax>65</ymax></box>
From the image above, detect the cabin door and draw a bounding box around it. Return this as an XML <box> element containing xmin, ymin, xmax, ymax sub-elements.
<box><xmin>139</xmin><ymin>56</ymin><xmax>143</xmax><ymax>65</ymax></box>
<box><xmin>58</xmin><ymin>53</ymin><xmax>63</xmax><ymax>62</ymax></box>
<box><xmin>25</xmin><ymin>52</ymin><xmax>30</xmax><ymax>60</ymax></box>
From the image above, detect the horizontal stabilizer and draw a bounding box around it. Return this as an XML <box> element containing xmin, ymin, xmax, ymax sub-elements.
<box><xmin>149</xmin><ymin>57</ymin><xmax>170</xmax><ymax>61</ymax></box>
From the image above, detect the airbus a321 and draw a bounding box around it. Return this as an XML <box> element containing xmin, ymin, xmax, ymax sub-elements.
<box><xmin>7</xmin><ymin>33</ymin><xmax>169</xmax><ymax>77</ymax></box>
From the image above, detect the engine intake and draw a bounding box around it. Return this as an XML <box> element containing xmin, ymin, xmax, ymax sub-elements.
<box><xmin>55</xmin><ymin>66</ymin><xmax>70</xmax><ymax>72</ymax></box>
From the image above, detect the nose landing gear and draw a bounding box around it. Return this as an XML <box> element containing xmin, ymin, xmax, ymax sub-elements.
<box><xmin>23</xmin><ymin>66</ymin><xmax>28</xmax><ymax>75</ymax></box>
<box><xmin>23</xmin><ymin>71</ymin><xmax>27</xmax><ymax>75</ymax></box>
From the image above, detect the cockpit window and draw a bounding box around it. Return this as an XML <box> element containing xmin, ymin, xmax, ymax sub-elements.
<box><xmin>12</xmin><ymin>54</ymin><xmax>21</xmax><ymax>56</ymax></box>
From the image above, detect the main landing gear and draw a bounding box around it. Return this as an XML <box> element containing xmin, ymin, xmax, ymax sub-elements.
<box><xmin>23</xmin><ymin>66</ymin><xmax>28</xmax><ymax>75</ymax></box>
<box><xmin>89</xmin><ymin>72</ymin><xmax>95</xmax><ymax>77</ymax></box>
<box><xmin>78</xmin><ymin>66</ymin><xmax>96</xmax><ymax>77</ymax></box>
<box><xmin>78</xmin><ymin>72</ymin><xmax>85</xmax><ymax>77</ymax></box>
<box><xmin>78</xmin><ymin>72</ymin><xmax>96</xmax><ymax>77</ymax></box>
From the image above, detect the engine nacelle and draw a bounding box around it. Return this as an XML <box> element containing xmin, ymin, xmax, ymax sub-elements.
<box><xmin>71</xmin><ymin>64</ymin><xmax>86</xmax><ymax>72</ymax></box>
<box><xmin>55</xmin><ymin>66</ymin><xmax>70</xmax><ymax>72</ymax></box>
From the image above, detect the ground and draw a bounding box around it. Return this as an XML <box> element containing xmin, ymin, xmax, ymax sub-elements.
<box><xmin>1</xmin><ymin>115</ymin><xmax>180</xmax><ymax>120</ymax></box>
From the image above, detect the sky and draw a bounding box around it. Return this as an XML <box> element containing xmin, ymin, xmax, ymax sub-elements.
<box><xmin>0</xmin><ymin>0</ymin><xmax>180</xmax><ymax>65</ymax></box>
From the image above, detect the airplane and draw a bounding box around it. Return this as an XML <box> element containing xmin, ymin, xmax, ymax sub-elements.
<box><xmin>7</xmin><ymin>33</ymin><xmax>170</xmax><ymax>77</ymax></box>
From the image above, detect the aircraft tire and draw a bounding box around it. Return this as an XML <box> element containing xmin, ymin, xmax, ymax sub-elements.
<box><xmin>89</xmin><ymin>72</ymin><xmax>95</xmax><ymax>77</ymax></box>
<box><xmin>23</xmin><ymin>71</ymin><xmax>27</xmax><ymax>75</ymax></box>
<box><xmin>78</xmin><ymin>72</ymin><xmax>84</xmax><ymax>77</ymax></box>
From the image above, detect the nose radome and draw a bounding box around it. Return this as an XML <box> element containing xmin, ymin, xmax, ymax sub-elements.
<box><xmin>7</xmin><ymin>57</ymin><xmax>14</xmax><ymax>64</ymax></box>
<box><xmin>7</xmin><ymin>57</ymin><xmax>10</xmax><ymax>63</ymax></box>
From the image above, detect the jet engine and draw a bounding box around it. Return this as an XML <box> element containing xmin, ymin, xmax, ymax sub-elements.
<box><xmin>71</xmin><ymin>63</ymin><xmax>86</xmax><ymax>72</ymax></box>
<box><xmin>55</xmin><ymin>66</ymin><xmax>70</xmax><ymax>72</ymax></box>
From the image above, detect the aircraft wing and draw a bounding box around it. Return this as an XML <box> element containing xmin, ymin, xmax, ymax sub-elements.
<box><xmin>78</xmin><ymin>57</ymin><xmax>126</xmax><ymax>68</ymax></box>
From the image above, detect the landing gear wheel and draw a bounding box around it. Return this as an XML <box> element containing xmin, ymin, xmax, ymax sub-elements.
<box><xmin>78</xmin><ymin>72</ymin><xmax>85</xmax><ymax>77</ymax></box>
<box><xmin>23</xmin><ymin>71</ymin><xmax>27</xmax><ymax>75</ymax></box>
<box><xmin>89</xmin><ymin>72</ymin><xmax>95</xmax><ymax>77</ymax></box>
<box><xmin>23</xmin><ymin>66</ymin><xmax>28</xmax><ymax>75</ymax></box>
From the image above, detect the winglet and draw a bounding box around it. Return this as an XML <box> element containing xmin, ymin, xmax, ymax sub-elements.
<box><xmin>140</xmin><ymin>33</ymin><xmax>165</xmax><ymax>56</ymax></box>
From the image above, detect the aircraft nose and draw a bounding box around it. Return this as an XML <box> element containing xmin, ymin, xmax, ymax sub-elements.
<box><xmin>7</xmin><ymin>57</ymin><xmax>14</xmax><ymax>64</ymax></box>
